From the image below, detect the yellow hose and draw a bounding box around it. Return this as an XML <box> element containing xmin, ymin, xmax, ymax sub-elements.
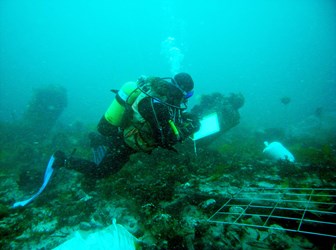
<box><xmin>168</xmin><ymin>120</ymin><xmax>180</xmax><ymax>139</ymax></box>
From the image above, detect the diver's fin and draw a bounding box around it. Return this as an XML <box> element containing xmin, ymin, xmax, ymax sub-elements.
<box><xmin>13</xmin><ymin>154</ymin><xmax>55</xmax><ymax>208</ymax></box>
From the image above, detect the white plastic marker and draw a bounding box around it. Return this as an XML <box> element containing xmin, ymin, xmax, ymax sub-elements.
<box><xmin>12</xmin><ymin>155</ymin><xmax>55</xmax><ymax>208</ymax></box>
<box><xmin>263</xmin><ymin>141</ymin><xmax>295</xmax><ymax>162</ymax></box>
<box><xmin>53</xmin><ymin>219</ymin><xmax>139</xmax><ymax>250</ymax></box>
<box><xmin>193</xmin><ymin>112</ymin><xmax>220</xmax><ymax>141</ymax></box>
<box><xmin>192</xmin><ymin>112</ymin><xmax>220</xmax><ymax>156</ymax></box>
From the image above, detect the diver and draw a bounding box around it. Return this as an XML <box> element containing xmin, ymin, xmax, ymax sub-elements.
<box><xmin>53</xmin><ymin>73</ymin><xmax>201</xmax><ymax>178</ymax></box>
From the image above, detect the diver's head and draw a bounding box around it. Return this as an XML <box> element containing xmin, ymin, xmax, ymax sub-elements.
<box><xmin>173</xmin><ymin>72</ymin><xmax>194</xmax><ymax>99</ymax></box>
<box><xmin>147</xmin><ymin>73</ymin><xmax>194</xmax><ymax>109</ymax></box>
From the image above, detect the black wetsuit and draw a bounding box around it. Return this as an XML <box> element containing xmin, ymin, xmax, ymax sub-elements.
<box><xmin>67</xmin><ymin>97</ymin><xmax>175</xmax><ymax>179</ymax></box>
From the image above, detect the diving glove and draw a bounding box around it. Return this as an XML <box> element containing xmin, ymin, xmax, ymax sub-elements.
<box><xmin>179</xmin><ymin>114</ymin><xmax>201</xmax><ymax>140</ymax></box>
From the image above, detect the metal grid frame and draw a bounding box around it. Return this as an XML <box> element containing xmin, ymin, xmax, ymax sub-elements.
<box><xmin>208</xmin><ymin>187</ymin><xmax>336</xmax><ymax>238</ymax></box>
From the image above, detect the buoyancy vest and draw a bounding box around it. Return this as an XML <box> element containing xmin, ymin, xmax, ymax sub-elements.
<box><xmin>123</xmin><ymin>88</ymin><xmax>162</xmax><ymax>152</ymax></box>
<box><xmin>105</xmin><ymin>77</ymin><xmax>183</xmax><ymax>152</ymax></box>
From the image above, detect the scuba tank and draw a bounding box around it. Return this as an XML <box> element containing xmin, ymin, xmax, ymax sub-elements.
<box><xmin>104</xmin><ymin>76</ymin><xmax>186</xmax><ymax>128</ymax></box>
<box><xmin>104</xmin><ymin>81</ymin><xmax>141</xmax><ymax>127</ymax></box>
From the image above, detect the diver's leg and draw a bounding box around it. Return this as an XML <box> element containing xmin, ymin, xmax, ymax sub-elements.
<box><xmin>66</xmin><ymin>157</ymin><xmax>98</xmax><ymax>176</ymax></box>
<box><xmin>54</xmin><ymin>120</ymin><xmax>134</xmax><ymax>178</ymax></box>
<box><xmin>66</xmin><ymin>137</ymin><xmax>135</xmax><ymax>179</ymax></box>
<box><xmin>93</xmin><ymin>143</ymin><xmax>135</xmax><ymax>178</ymax></box>
<box><xmin>52</xmin><ymin>150</ymin><xmax>100</xmax><ymax>176</ymax></box>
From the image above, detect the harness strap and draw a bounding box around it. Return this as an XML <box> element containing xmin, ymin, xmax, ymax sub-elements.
<box><xmin>150</xmin><ymin>98</ymin><xmax>165</xmax><ymax>146</ymax></box>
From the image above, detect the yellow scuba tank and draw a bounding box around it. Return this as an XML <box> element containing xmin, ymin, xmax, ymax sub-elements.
<box><xmin>104</xmin><ymin>81</ymin><xmax>140</xmax><ymax>127</ymax></box>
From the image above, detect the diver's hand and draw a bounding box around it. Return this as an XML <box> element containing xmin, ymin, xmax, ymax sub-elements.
<box><xmin>179</xmin><ymin>114</ymin><xmax>201</xmax><ymax>140</ymax></box>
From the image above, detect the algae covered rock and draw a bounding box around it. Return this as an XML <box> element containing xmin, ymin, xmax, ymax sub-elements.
<box><xmin>0</xmin><ymin>203</ymin><xmax>9</xmax><ymax>219</ymax></box>
<box><xmin>22</xmin><ymin>84</ymin><xmax>67</xmax><ymax>139</ymax></box>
